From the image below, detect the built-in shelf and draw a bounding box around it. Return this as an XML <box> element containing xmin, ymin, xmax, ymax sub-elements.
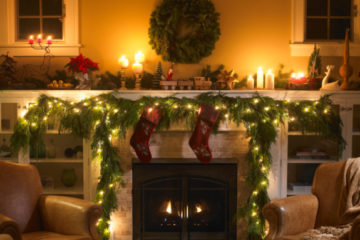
<box><xmin>287</xmin><ymin>158</ymin><xmax>337</xmax><ymax>164</ymax></box>
<box><xmin>0</xmin><ymin>158</ymin><xmax>17</xmax><ymax>162</ymax></box>
<box><xmin>287</xmin><ymin>131</ymin><xmax>319</xmax><ymax>136</ymax></box>
<box><xmin>30</xmin><ymin>158</ymin><xmax>83</xmax><ymax>163</ymax></box>
<box><xmin>287</xmin><ymin>186</ymin><xmax>312</xmax><ymax>196</ymax></box>
<box><xmin>0</xmin><ymin>131</ymin><xmax>14</xmax><ymax>134</ymax></box>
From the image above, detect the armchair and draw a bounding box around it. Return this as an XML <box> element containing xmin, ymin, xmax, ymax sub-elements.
<box><xmin>0</xmin><ymin>161</ymin><xmax>102</xmax><ymax>240</ymax></box>
<box><xmin>263</xmin><ymin>159</ymin><xmax>360</xmax><ymax>240</ymax></box>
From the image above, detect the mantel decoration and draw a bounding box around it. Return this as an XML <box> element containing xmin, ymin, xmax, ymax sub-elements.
<box><xmin>65</xmin><ymin>54</ymin><xmax>99</xmax><ymax>90</ymax></box>
<box><xmin>148</xmin><ymin>0</ymin><xmax>221</xmax><ymax>64</ymax></box>
<box><xmin>10</xmin><ymin>92</ymin><xmax>345</xmax><ymax>240</ymax></box>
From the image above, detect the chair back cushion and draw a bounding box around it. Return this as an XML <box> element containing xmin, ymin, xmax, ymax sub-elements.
<box><xmin>312</xmin><ymin>161</ymin><xmax>346</xmax><ymax>227</ymax></box>
<box><xmin>0</xmin><ymin>161</ymin><xmax>43</xmax><ymax>233</ymax></box>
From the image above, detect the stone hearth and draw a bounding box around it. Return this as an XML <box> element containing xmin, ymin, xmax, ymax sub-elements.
<box><xmin>109</xmin><ymin>123</ymin><xmax>281</xmax><ymax>240</ymax></box>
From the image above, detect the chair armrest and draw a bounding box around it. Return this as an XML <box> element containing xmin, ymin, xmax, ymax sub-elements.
<box><xmin>262</xmin><ymin>194</ymin><xmax>318</xmax><ymax>240</ymax></box>
<box><xmin>0</xmin><ymin>214</ymin><xmax>20</xmax><ymax>240</ymax></box>
<box><xmin>39</xmin><ymin>195</ymin><xmax>102</xmax><ymax>240</ymax></box>
<box><xmin>350</xmin><ymin>215</ymin><xmax>360</xmax><ymax>240</ymax></box>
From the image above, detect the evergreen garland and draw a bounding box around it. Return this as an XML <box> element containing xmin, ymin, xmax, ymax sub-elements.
<box><xmin>10</xmin><ymin>92</ymin><xmax>345</xmax><ymax>240</ymax></box>
<box><xmin>148</xmin><ymin>0</ymin><xmax>221</xmax><ymax>64</ymax></box>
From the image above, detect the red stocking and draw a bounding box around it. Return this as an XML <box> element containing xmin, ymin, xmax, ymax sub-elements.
<box><xmin>130</xmin><ymin>108</ymin><xmax>161</xmax><ymax>163</ymax></box>
<box><xmin>189</xmin><ymin>104</ymin><xmax>220</xmax><ymax>163</ymax></box>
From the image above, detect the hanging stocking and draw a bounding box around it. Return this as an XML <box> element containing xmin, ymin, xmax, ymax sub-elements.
<box><xmin>130</xmin><ymin>108</ymin><xmax>161</xmax><ymax>163</ymax></box>
<box><xmin>189</xmin><ymin>103</ymin><xmax>220</xmax><ymax>163</ymax></box>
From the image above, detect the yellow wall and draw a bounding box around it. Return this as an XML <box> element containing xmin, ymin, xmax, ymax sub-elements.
<box><xmin>78</xmin><ymin>0</ymin><xmax>309</xmax><ymax>79</ymax></box>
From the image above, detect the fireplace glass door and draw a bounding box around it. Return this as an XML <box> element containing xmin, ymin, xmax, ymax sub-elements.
<box><xmin>133</xmin><ymin>164</ymin><xmax>237</xmax><ymax>240</ymax></box>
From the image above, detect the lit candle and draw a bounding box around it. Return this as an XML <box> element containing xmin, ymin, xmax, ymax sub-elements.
<box><xmin>132</xmin><ymin>62</ymin><xmax>143</xmax><ymax>74</ymax></box>
<box><xmin>247</xmin><ymin>75</ymin><xmax>254</xmax><ymax>89</ymax></box>
<box><xmin>265</xmin><ymin>69</ymin><xmax>275</xmax><ymax>89</ymax></box>
<box><xmin>134</xmin><ymin>51</ymin><xmax>145</xmax><ymax>63</ymax></box>
<box><xmin>46</xmin><ymin>36</ymin><xmax>52</xmax><ymax>44</ymax></box>
<box><xmin>37</xmin><ymin>34</ymin><xmax>42</xmax><ymax>43</ymax></box>
<box><xmin>118</xmin><ymin>55</ymin><xmax>129</xmax><ymax>68</ymax></box>
<box><xmin>290</xmin><ymin>72</ymin><xmax>307</xmax><ymax>84</ymax></box>
<box><xmin>257</xmin><ymin>67</ymin><xmax>264</xmax><ymax>89</ymax></box>
<box><xmin>28</xmin><ymin>35</ymin><xmax>34</xmax><ymax>44</ymax></box>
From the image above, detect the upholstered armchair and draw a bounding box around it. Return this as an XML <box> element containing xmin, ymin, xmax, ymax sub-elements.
<box><xmin>263</xmin><ymin>159</ymin><xmax>360</xmax><ymax>240</ymax></box>
<box><xmin>0</xmin><ymin>161</ymin><xmax>102</xmax><ymax>240</ymax></box>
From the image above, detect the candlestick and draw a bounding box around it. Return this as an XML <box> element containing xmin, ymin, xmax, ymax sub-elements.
<box><xmin>119</xmin><ymin>56</ymin><xmax>128</xmax><ymax>90</ymax></box>
<box><xmin>265</xmin><ymin>69</ymin><xmax>275</xmax><ymax>89</ymax></box>
<box><xmin>28</xmin><ymin>35</ymin><xmax>34</xmax><ymax>44</ymax></box>
<box><xmin>37</xmin><ymin>34</ymin><xmax>42</xmax><ymax>43</ymax></box>
<box><xmin>46</xmin><ymin>36</ymin><xmax>52</xmax><ymax>45</ymax></box>
<box><xmin>134</xmin><ymin>51</ymin><xmax>145</xmax><ymax>63</ymax></box>
<box><xmin>247</xmin><ymin>75</ymin><xmax>254</xmax><ymax>89</ymax></box>
<box><xmin>257</xmin><ymin>67</ymin><xmax>264</xmax><ymax>89</ymax></box>
<box><xmin>118</xmin><ymin>55</ymin><xmax>129</xmax><ymax>68</ymax></box>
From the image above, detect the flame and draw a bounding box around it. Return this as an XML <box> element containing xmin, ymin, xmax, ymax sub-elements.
<box><xmin>195</xmin><ymin>204</ymin><xmax>202</xmax><ymax>213</ymax></box>
<box><xmin>166</xmin><ymin>201</ymin><xmax>172</xmax><ymax>214</ymax></box>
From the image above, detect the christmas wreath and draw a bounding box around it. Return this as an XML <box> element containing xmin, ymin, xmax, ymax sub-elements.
<box><xmin>148</xmin><ymin>0</ymin><xmax>221</xmax><ymax>64</ymax></box>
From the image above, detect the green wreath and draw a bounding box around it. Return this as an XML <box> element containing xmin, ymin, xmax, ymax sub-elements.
<box><xmin>148</xmin><ymin>0</ymin><xmax>221</xmax><ymax>64</ymax></box>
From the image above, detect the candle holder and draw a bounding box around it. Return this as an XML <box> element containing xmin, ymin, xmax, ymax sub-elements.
<box><xmin>29</xmin><ymin>42</ymin><xmax>51</xmax><ymax>54</ymax></box>
<box><xmin>119</xmin><ymin>68</ymin><xmax>128</xmax><ymax>90</ymax></box>
<box><xmin>134</xmin><ymin>73</ymin><xmax>142</xmax><ymax>90</ymax></box>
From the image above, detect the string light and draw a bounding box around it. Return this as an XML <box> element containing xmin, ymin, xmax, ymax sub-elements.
<box><xmin>187</xmin><ymin>104</ymin><xmax>192</xmax><ymax>109</ymax></box>
<box><xmin>173</xmin><ymin>105</ymin><xmax>178</xmax><ymax>109</ymax></box>
<box><xmin>109</xmin><ymin>183</ymin><xmax>114</xmax><ymax>188</ymax></box>
<box><xmin>148</xmin><ymin>107</ymin><xmax>153</xmax><ymax>113</ymax></box>
<box><xmin>246</xmin><ymin>108</ymin><xmax>251</xmax><ymax>113</ymax></box>
<box><xmin>113</xmin><ymin>109</ymin><xmax>119</xmax><ymax>113</ymax></box>
<box><xmin>253</xmin><ymin>98</ymin><xmax>259</xmax><ymax>104</ymax></box>
<box><xmin>264</xmin><ymin>107</ymin><xmax>270</xmax><ymax>111</ymax></box>
<box><xmin>155</xmin><ymin>102</ymin><xmax>159</xmax><ymax>106</ymax></box>
<box><xmin>31</xmin><ymin>122</ymin><xmax>37</xmax><ymax>127</ymax></box>
<box><xmin>215</xmin><ymin>106</ymin><xmax>220</xmax><ymax>110</ymax></box>
<box><xmin>99</xmin><ymin>190</ymin><xmax>104</xmax><ymax>196</ymax></box>
<box><xmin>225</xmin><ymin>114</ymin><xmax>229</xmax><ymax>119</ymax></box>
<box><xmin>73</xmin><ymin>108</ymin><xmax>80</xmax><ymax>113</ymax></box>
<box><xmin>43</xmin><ymin>116</ymin><xmax>48</xmax><ymax>121</ymax></box>
<box><xmin>253</xmin><ymin>191</ymin><xmax>258</xmax><ymax>196</ymax></box>
<box><xmin>261</xmin><ymin>181</ymin><xmax>267</xmax><ymax>186</ymax></box>
<box><xmin>304</xmin><ymin>107</ymin><xmax>310</xmax><ymax>112</ymax></box>
<box><xmin>251</xmin><ymin>211</ymin><xmax>257</xmax><ymax>217</ymax></box>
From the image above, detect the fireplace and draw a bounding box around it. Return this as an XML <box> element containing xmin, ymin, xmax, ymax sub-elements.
<box><xmin>133</xmin><ymin>163</ymin><xmax>237</xmax><ymax>240</ymax></box>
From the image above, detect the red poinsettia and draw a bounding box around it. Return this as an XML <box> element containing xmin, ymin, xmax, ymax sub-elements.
<box><xmin>65</xmin><ymin>54</ymin><xmax>99</xmax><ymax>74</ymax></box>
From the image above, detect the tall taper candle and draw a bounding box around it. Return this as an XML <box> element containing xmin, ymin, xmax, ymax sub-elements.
<box><xmin>257</xmin><ymin>67</ymin><xmax>264</xmax><ymax>89</ymax></box>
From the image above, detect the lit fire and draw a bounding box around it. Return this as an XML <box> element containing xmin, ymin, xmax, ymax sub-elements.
<box><xmin>166</xmin><ymin>201</ymin><xmax>172</xmax><ymax>214</ymax></box>
<box><xmin>195</xmin><ymin>204</ymin><xmax>202</xmax><ymax>213</ymax></box>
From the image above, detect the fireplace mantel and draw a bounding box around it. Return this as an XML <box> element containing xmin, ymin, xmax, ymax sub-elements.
<box><xmin>1</xmin><ymin>90</ymin><xmax>359</xmax><ymax>239</ymax></box>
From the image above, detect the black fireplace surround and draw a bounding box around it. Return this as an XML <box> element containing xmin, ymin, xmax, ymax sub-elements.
<box><xmin>133</xmin><ymin>163</ymin><xmax>237</xmax><ymax>240</ymax></box>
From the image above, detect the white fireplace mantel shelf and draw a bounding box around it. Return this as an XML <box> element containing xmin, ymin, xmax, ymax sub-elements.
<box><xmin>0</xmin><ymin>89</ymin><xmax>359</xmax><ymax>103</ymax></box>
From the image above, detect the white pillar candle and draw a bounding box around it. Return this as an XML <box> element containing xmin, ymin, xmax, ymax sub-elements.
<box><xmin>265</xmin><ymin>69</ymin><xmax>275</xmax><ymax>89</ymax></box>
<box><xmin>134</xmin><ymin>51</ymin><xmax>145</xmax><ymax>63</ymax></box>
<box><xmin>247</xmin><ymin>75</ymin><xmax>254</xmax><ymax>89</ymax></box>
<box><xmin>118</xmin><ymin>55</ymin><xmax>129</xmax><ymax>68</ymax></box>
<box><xmin>132</xmin><ymin>62</ymin><xmax>143</xmax><ymax>74</ymax></box>
<box><xmin>257</xmin><ymin>67</ymin><xmax>264</xmax><ymax>89</ymax></box>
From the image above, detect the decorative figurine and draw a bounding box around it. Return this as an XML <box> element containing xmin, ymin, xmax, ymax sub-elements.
<box><xmin>320</xmin><ymin>65</ymin><xmax>340</xmax><ymax>91</ymax></box>
<box><xmin>339</xmin><ymin>28</ymin><xmax>353</xmax><ymax>90</ymax></box>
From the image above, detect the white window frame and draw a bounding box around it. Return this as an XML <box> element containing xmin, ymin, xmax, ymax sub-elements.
<box><xmin>290</xmin><ymin>0</ymin><xmax>360</xmax><ymax>56</ymax></box>
<box><xmin>0</xmin><ymin>0</ymin><xmax>80</xmax><ymax>56</ymax></box>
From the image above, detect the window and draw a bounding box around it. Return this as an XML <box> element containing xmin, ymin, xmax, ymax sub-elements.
<box><xmin>291</xmin><ymin>0</ymin><xmax>360</xmax><ymax>56</ymax></box>
<box><xmin>0</xmin><ymin>0</ymin><xmax>79</xmax><ymax>56</ymax></box>
<box><xmin>305</xmin><ymin>0</ymin><xmax>352</xmax><ymax>41</ymax></box>
<box><xmin>17</xmin><ymin>0</ymin><xmax>64</xmax><ymax>40</ymax></box>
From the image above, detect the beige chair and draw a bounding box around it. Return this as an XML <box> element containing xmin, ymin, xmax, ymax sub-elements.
<box><xmin>0</xmin><ymin>161</ymin><xmax>102</xmax><ymax>240</ymax></box>
<box><xmin>263</xmin><ymin>160</ymin><xmax>360</xmax><ymax>240</ymax></box>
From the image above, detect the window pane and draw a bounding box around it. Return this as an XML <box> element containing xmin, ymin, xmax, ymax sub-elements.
<box><xmin>43</xmin><ymin>0</ymin><xmax>62</xmax><ymax>16</ymax></box>
<box><xmin>43</xmin><ymin>18</ymin><xmax>63</xmax><ymax>39</ymax></box>
<box><xmin>306</xmin><ymin>19</ymin><xmax>327</xmax><ymax>40</ymax></box>
<box><xmin>18</xmin><ymin>18</ymin><xmax>40</xmax><ymax>39</ymax></box>
<box><xmin>330</xmin><ymin>19</ymin><xmax>351</xmax><ymax>39</ymax></box>
<box><xmin>330</xmin><ymin>0</ymin><xmax>351</xmax><ymax>16</ymax></box>
<box><xmin>18</xmin><ymin>0</ymin><xmax>40</xmax><ymax>16</ymax></box>
<box><xmin>307</xmin><ymin>0</ymin><xmax>328</xmax><ymax>16</ymax></box>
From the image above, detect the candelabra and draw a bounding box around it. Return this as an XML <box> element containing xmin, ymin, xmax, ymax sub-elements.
<box><xmin>134</xmin><ymin>73</ymin><xmax>142</xmax><ymax>90</ymax></box>
<box><xmin>119</xmin><ymin>67</ymin><xmax>127</xmax><ymax>90</ymax></box>
<box><xmin>28</xmin><ymin>35</ymin><xmax>52</xmax><ymax>54</ymax></box>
